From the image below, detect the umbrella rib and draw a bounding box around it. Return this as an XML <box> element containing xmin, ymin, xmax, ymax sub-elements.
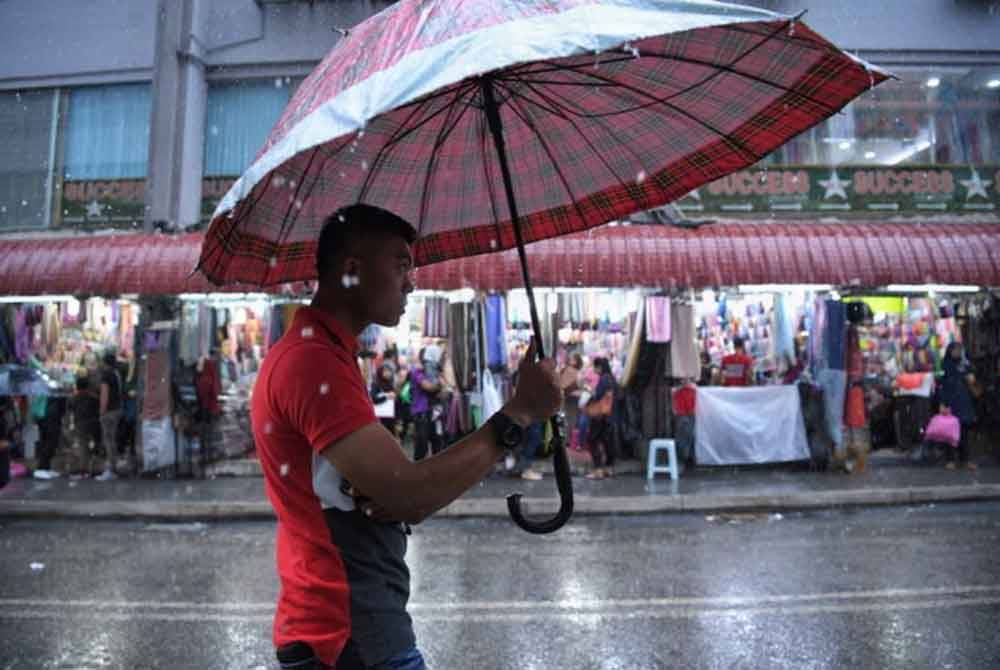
<box><xmin>357</xmin><ymin>87</ymin><xmax>463</xmax><ymax>204</ymax></box>
<box><xmin>535</xmin><ymin>61</ymin><xmax>761</xmax><ymax>165</ymax></box>
<box><xmin>514</xmin><ymin>18</ymin><xmax>830</xmax><ymax>121</ymax></box>
<box><xmin>476</xmin><ymin>95</ymin><xmax>505</xmax><ymax>246</ymax></box>
<box><xmin>494</xmin><ymin>80</ymin><xmax>595</xmax><ymax>235</ymax></box>
<box><xmin>503</xmin><ymin>79</ymin><xmax>637</xmax><ymax>189</ymax></box>
<box><xmin>416</xmin><ymin>83</ymin><xmax>478</xmax><ymax>237</ymax></box>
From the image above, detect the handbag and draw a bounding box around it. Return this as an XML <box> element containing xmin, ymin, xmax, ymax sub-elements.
<box><xmin>584</xmin><ymin>392</ymin><xmax>613</xmax><ymax>418</ymax></box>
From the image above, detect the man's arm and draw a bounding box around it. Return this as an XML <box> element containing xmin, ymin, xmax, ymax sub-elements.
<box><xmin>323</xmin><ymin>342</ymin><xmax>559</xmax><ymax>524</ymax></box>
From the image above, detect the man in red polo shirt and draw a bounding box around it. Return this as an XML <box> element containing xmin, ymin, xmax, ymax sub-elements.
<box><xmin>721</xmin><ymin>336</ymin><xmax>754</xmax><ymax>387</ymax></box>
<box><xmin>253</xmin><ymin>204</ymin><xmax>561</xmax><ymax>670</ymax></box>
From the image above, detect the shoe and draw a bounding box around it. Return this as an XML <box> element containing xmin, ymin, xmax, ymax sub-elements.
<box><xmin>967</xmin><ymin>462</ymin><xmax>978</xmax><ymax>471</ymax></box>
<box><xmin>32</xmin><ymin>469</ymin><xmax>60</xmax><ymax>480</ymax></box>
<box><xmin>520</xmin><ymin>469</ymin><xmax>543</xmax><ymax>481</ymax></box>
<box><xmin>585</xmin><ymin>469</ymin><xmax>606</xmax><ymax>480</ymax></box>
<box><xmin>945</xmin><ymin>462</ymin><xmax>956</xmax><ymax>470</ymax></box>
<box><xmin>504</xmin><ymin>454</ymin><xmax>516</xmax><ymax>471</ymax></box>
<box><xmin>95</xmin><ymin>470</ymin><xmax>118</xmax><ymax>481</ymax></box>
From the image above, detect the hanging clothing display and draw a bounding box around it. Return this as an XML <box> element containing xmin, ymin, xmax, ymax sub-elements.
<box><xmin>670</xmin><ymin>302</ymin><xmax>699</xmax><ymax>379</ymax></box>
<box><xmin>644</xmin><ymin>297</ymin><xmax>671</xmax><ymax>343</ymax></box>
<box><xmin>773</xmin><ymin>293</ymin><xmax>795</xmax><ymax>361</ymax></box>
<box><xmin>423</xmin><ymin>297</ymin><xmax>449</xmax><ymax>338</ymax></box>
<box><xmin>485</xmin><ymin>294</ymin><xmax>508</xmax><ymax>369</ymax></box>
<box><xmin>142</xmin><ymin>348</ymin><xmax>173</xmax><ymax>420</ymax></box>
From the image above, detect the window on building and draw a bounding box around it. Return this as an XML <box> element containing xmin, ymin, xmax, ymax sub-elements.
<box><xmin>0</xmin><ymin>89</ymin><xmax>56</xmax><ymax>230</ymax></box>
<box><xmin>64</xmin><ymin>83</ymin><xmax>152</xmax><ymax>180</ymax></box>
<box><xmin>203</xmin><ymin>79</ymin><xmax>292</xmax><ymax>177</ymax></box>
<box><xmin>767</xmin><ymin>67</ymin><xmax>1000</xmax><ymax>167</ymax></box>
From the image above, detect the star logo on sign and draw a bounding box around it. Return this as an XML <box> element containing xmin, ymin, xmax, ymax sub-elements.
<box><xmin>85</xmin><ymin>199</ymin><xmax>103</xmax><ymax>218</ymax></box>
<box><xmin>960</xmin><ymin>167</ymin><xmax>991</xmax><ymax>200</ymax></box>
<box><xmin>819</xmin><ymin>170</ymin><xmax>850</xmax><ymax>200</ymax></box>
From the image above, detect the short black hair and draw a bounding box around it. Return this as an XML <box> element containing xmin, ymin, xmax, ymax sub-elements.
<box><xmin>316</xmin><ymin>204</ymin><xmax>417</xmax><ymax>279</ymax></box>
<box><xmin>733</xmin><ymin>336</ymin><xmax>745</xmax><ymax>350</ymax></box>
<box><xmin>102</xmin><ymin>352</ymin><xmax>117</xmax><ymax>366</ymax></box>
<box><xmin>593</xmin><ymin>356</ymin><xmax>611</xmax><ymax>375</ymax></box>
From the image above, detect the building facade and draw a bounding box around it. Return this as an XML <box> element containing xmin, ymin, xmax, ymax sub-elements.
<box><xmin>0</xmin><ymin>0</ymin><xmax>998</xmax><ymax>235</ymax></box>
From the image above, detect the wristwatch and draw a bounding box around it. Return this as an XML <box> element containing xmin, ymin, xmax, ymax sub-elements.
<box><xmin>487</xmin><ymin>412</ymin><xmax>525</xmax><ymax>451</ymax></box>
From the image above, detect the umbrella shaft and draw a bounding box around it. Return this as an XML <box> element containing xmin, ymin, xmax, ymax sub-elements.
<box><xmin>480</xmin><ymin>77</ymin><xmax>546</xmax><ymax>361</ymax></box>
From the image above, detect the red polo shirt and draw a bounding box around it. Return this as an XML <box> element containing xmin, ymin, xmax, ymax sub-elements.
<box><xmin>721</xmin><ymin>352</ymin><xmax>753</xmax><ymax>387</ymax></box>
<box><xmin>252</xmin><ymin>307</ymin><xmax>377</xmax><ymax>663</ymax></box>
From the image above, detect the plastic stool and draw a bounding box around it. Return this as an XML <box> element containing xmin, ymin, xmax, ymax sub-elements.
<box><xmin>647</xmin><ymin>438</ymin><xmax>679</xmax><ymax>481</ymax></box>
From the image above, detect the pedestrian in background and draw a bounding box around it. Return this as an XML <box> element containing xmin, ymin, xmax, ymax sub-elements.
<box><xmin>940</xmin><ymin>342</ymin><xmax>977</xmax><ymax>470</ymax></box>
<box><xmin>97</xmin><ymin>352</ymin><xmax>123</xmax><ymax>481</ymax></box>
<box><xmin>585</xmin><ymin>357</ymin><xmax>617</xmax><ymax>480</ymax></box>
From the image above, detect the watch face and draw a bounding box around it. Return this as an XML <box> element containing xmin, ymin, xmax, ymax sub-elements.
<box><xmin>502</xmin><ymin>424</ymin><xmax>522</xmax><ymax>447</ymax></box>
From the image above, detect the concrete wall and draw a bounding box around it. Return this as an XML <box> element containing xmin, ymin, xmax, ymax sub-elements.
<box><xmin>3</xmin><ymin>0</ymin><xmax>999</xmax><ymax>91</ymax></box>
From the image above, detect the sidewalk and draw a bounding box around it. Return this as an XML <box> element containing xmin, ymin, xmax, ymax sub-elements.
<box><xmin>2</xmin><ymin>452</ymin><xmax>998</xmax><ymax>521</ymax></box>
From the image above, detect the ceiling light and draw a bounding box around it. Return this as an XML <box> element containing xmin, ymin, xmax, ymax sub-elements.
<box><xmin>926</xmin><ymin>77</ymin><xmax>941</xmax><ymax>88</ymax></box>
<box><xmin>838</xmin><ymin>141</ymin><xmax>851</xmax><ymax>150</ymax></box>
<box><xmin>864</xmin><ymin>151</ymin><xmax>877</xmax><ymax>159</ymax></box>
<box><xmin>988</xmin><ymin>79</ymin><xmax>1000</xmax><ymax>89</ymax></box>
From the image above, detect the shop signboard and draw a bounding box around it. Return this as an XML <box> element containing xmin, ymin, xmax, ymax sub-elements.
<box><xmin>675</xmin><ymin>165</ymin><xmax>999</xmax><ymax>217</ymax></box>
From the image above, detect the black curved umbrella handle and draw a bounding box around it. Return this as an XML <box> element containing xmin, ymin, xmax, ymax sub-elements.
<box><xmin>506</xmin><ymin>412</ymin><xmax>574</xmax><ymax>534</ymax></box>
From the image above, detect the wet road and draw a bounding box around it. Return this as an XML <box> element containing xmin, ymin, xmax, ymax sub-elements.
<box><xmin>2</xmin><ymin>503</ymin><xmax>999</xmax><ymax>669</ymax></box>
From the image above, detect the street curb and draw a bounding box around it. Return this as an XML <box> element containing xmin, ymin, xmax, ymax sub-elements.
<box><xmin>3</xmin><ymin>484</ymin><xmax>999</xmax><ymax>521</ymax></box>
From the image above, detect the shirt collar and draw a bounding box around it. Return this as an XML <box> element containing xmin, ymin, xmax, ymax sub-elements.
<box><xmin>295</xmin><ymin>306</ymin><xmax>361</xmax><ymax>355</ymax></box>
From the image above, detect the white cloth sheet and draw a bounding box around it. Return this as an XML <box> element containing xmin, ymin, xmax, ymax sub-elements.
<box><xmin>695</xmin><ymin>386</ymin><xmax>810</xmax><ymax>465</ymax></box>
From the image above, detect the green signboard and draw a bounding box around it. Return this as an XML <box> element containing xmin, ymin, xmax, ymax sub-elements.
<box><xmin>675</xmin><ymin>165</ymin><xmax>999</xmax><ymax>217</ymax></box>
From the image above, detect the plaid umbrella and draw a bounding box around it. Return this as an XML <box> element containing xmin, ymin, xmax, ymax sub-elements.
<box><xmin>197</xmin><ymin>0</ymin><xmax>889</xmax><ymax>532</ymax></box>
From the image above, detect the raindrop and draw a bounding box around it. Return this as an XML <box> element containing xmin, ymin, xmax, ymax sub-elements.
<box><xmin>635</xmin><ymin>170</ymin><xmax>647</xmax><ymax>184</ymax></box>
<box><xmin>264</xmin><ymin>422</ymin><xmax>274</xmax><ymax>434</ymax></box>
<box><xmin>0</xmin><ymin>205</ymin><xmax>6</xmax><ymax>214</ymax></box>
<box><xmin>489</xmin><ymin>239</ymin><xmax>498</xmax><ymax>249</ymax></box>
<box><xmin>319</xmin><ymin>382</ymin><xmax>330</xmax><ymax>395</ymax></box>
<box><xmin>273</xmin><ymin>174</ymin><xmax>286</xmax><ymax>188</ymax></box>
<box><xmin>361</xmin><ymin>160</ymin><xmax>369</xmax><ymax>171</ymax></box>
<box><xmin>274</xmin><ymin>77</ymin><xmax>285</xmax><ymax>88</ymax></box>
<box><xmin>269</xmin><ymin>256</ymin><xmax>278</xmax><ymax>267</ymax></box>
<box><xmin>280</xmin><ymin>463</ymin><xmax>290</xmax><ymax>477</ymax></box>
<box><xmin>63</xmin><ymin>209</ymin><xmax>69</xmax><ymax>215</ymax></box>
<box><xmin>337</xmin><ymin>213</ymin><xmax>346</xmax><ymax>222</ymax></box>
<box><xmin>294</xmin><ymin>199</ymin><xmax>303</xmax><ymax>210</ymax></box>
<box><xmin>289</xmin><ymin>179</ymin><xmax>297</xmax><ymax>189</ymax></box>
<box><xmin>185</xmin><ymin>485</ymin><xmax>194</xmax><ymax>494</ymax></box>
<box><xmin>339</xmin><ymin>172</ymin><xmax>346</xmax><ymax>179</ymax></box>
<box><xmin>788</xmin><ymin>20</ymin><xmax>796</xmax><ymax>37</ymax></box>
<box><xmin>30</xmin><ymin>562</ymin><xmax>45</xmax><ymax>571</ymax></box>
<box><xmin>20</xmin><ymin>200</ymin><xmax>28</xmax><ymax>206</ymax></box>
<box><xmin>357</xmin><ymin>129</ymin><xmax>365</xmax><ymax>139</ymax></box>
<box><xmin>210</xmin><ymin>125</ymin><xmax>219</xmax><ymax>136</ymax></box>
<box><xmin>301</xmin><ymin>327</ymin><xmax>314</xmax><ymax>338</ymax></box>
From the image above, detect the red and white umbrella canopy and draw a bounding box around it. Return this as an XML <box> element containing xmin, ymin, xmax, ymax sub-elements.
<box><xmin>197</xmin><ymin>0</ymin><xmax>889</xmax><ymax>286</ymax></box>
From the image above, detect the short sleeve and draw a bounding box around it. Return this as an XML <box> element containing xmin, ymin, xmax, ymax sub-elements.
<box><xmin>279</xmin><ymin>342</ymin><xmax>376</xmax><ymax>453</ymax></box>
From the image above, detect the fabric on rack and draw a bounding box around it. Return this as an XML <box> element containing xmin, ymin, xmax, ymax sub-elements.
<box><xmin>825</xmin><ymin>300</ymin><xmax>847</xmax><ymax>371</ymax></box>
<box><xmin>644</xmin><ymin>297</ymin><xmax>671</xmax><ymax>343</ymax></box>
<box><xmin>179</xmin><ymin>303</ymin><xmax>200</xmax><ymax>364</ymax></box>
<box><xmin>622</xmin><ymin>304</ymin><xmax>645</xmax><ymax>389</ymax></box>
<box><xmin>423</xmin><ymin>297</ymin><xmax>449</xmax><ymax>338</ymax></box>
<box><xmin>44</xmin><ymin>304</ymin><xmax>61</xmax><ymax>357</ymax></box>
<box><xmin>773</xmin><ymin>293</ymin><xmax>795</xmax><ymax>361</ymax></box>
<box><xmin>809</xmin><ymin>297</ymin><xmax>827</xmax><ymax>376</ymax></box>
<box><xmin>14</xmin><ymin>307</ymin><xmax>31</xmax><ymax>362</ymax></box>
<box><xmin>485</xmin><ymin>294</ymin><xmax>507</xmax><ymax>369</ymax></box>
<box><xmin>558</xmin><ymin>294</ymin><xmax>585</xmax><ymax>325</ymax></box>
<box><xmin>142</xmin><ymin>349</ymin><xmax>172</xmax><ymax>420</ymax></box>
<box><xmin>448</xmin><ymin>302</ymin><xmax>471</xmax><ymax>390</ymax></box>
<box><xmin>199</xmin><ymin>304</ymin><xmax>214</xmax><ymax>357</ymax></box>
<box><xmin>670</xmin><ymin>302</ymin><xmax>700</xmax><ymax>379</ymax></box>
<box><xmin>817</xmin><ymin>368</ymin><xmax>846</xmax><ymax>453</ymax></box>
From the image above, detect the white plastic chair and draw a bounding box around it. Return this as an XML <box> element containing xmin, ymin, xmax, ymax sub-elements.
<box><xmin>646</xmin><ymin>438</ymin><xmax>679</xmax><ymax>481</ymax></box>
